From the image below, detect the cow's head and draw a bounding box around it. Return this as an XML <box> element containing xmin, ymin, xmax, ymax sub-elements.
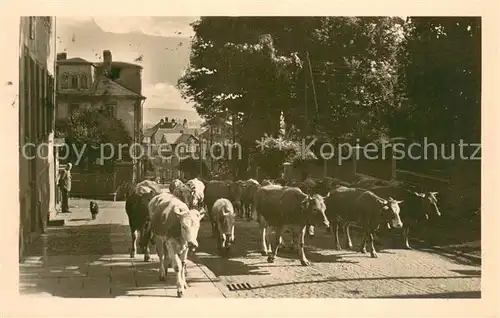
<box><xmin>179</xmin><ymin>207</ymin><xmax>206</xmax><ymax>252</ymax></box>
<box><xmin>300</xmin><ymin>194</ymin><xmax>330</xmax><ymax>229</ymax></box>
<box><xmin>414</xmin><ymin>191</ymin><xmax>441</xmax><ymax>219</ymax></box>
<box><xmin>376</xmin><ymin>197</ymin><xmax>403</xmax><ymax>229</ymax></box>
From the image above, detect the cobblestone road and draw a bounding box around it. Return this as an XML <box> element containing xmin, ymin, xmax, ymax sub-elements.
<box><xmin>19</xmin><ymin>199</ymin><xmax>224</xmax><ymax>298</ymax></box>
<box><xmin>20</xmin><ymin>199</ymin><xmax>481</xmax><ymax>299</ymax></box>
<box><xmin>194</xmin><ymin>217</ymin><xmax>481</xmax><ymax>298</ymax></box>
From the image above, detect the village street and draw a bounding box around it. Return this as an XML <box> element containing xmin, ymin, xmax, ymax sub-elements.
<box><xmin>19</xmin><ymin>199</ymin><xmax>481</xmax><ymax>299</ymax></box>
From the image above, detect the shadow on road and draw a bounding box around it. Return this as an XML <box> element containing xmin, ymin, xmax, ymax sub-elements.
<box><xmin>19</xmin><ymin>222</ymin><xmax>185</xmax><ymax>298</ymax></box>
<box><xmin>371</xmin><ymin>291</ymin><xmax>481</xmax><ymax>298</ymax></box>
<box><xmin>246</xmin><ymin>274</ymin><xmax>481</xmax><ymax>291</ymax></box>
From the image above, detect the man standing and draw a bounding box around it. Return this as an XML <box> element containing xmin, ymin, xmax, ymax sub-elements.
<box><xmin>58</xmin><ymin>163</ymin><xmax>72</xmax><ymax>213</ymax></box>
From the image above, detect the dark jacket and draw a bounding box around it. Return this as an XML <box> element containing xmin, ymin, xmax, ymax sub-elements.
<box><xmin>58</xmin><ymin>169</ymin><xmax>72</xmax><ymax>191</ymax></box>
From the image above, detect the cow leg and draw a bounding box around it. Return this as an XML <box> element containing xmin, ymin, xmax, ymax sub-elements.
<box><xmin>179</xmin><ymin>248</ymin><xmax>189</xmax><ymax>290</ymax></box>
<box><xmin>345</xmin><ymin>224</ymin><xmax>354</xmax><ymax>250</ymax></box>
<box><xmin>166</xmin><ymin>241</ymin><xmax>185</xmax><ymax>297</ymax></box>
<box><xmin>369</xmin><ymin>232</ymin><xmax>378</xmax><ymax>258</ymax></box>
<box><xmin>138</xmin><ymin>229</ymin><xmax>151</xmax><ymax>262</ymax></box>
<box><xmin>332</xmin><ymin>219</ymin><xmax>342</xmax><ymax>250</ymax></box>
<box><xmin>246</xmin><ymin>204</ymin><xmax>253</xmax><ymax>221</ymax></box>
<box><xmin>156</xmin><ymin>236</ymin><xmax>166</xmax><ymax>281</ymax></box>
<box><xmin>359</xmin><ymin>233</ymin><xmax>368</xmax><ymax>254</ymax></box>
<box><xmin>297</xmin><ymin>226</ymin><xmax>311</xmax><ymax>266</ymax></box>
<box><xmin>130</xmin><ymin>229</ymin><xmax>137</xmax><ymax>259</ymax></box>
<box><xmin>267</xmin><ymin>225</ymin><xmax>284</xmax><ymax>263</ymax></box>
<box><xmin>259</xmin><ymin>222</ymin><xmax>269</xmax><ymax>256</ymax></box>
<box><xmin>143</xmin><ymin>243</ymin><xmax>151</xmax><ymax>262</ymax></box>
<box><xmin>403</xmin><ymin>227</ymin><xmax>412</xmax><ymax>249</ymax></box>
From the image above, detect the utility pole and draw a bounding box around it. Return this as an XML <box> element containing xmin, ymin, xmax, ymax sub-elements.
<box><xmin>231</xmin><ymin>111</ymin><xmax>237</xmax><ymax>180</ymax></box>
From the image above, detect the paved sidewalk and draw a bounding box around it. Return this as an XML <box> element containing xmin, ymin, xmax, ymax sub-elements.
<box><xmin>19</xmin><ymin>199</ymin><xmax>225</xmax><ymax>298</ymax></box>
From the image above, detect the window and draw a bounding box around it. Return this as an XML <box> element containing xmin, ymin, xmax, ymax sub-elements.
<box><xmin>60</xmin><ymin>74</ymin><xmax>69</xmax><ymax>89</ymax></box>
<box><xmin>101</xmin><ymin>103</ymin><xmax>116</xmax><ymax>117</ymax></box>
<box><xmin>29</xmin><ymin>17</ymin><xmax>35</xmax><ymax>40</ymax></box>
<box><xmin>70</xmin><ymin>75</ymin><xmax>78</xmax><ymax>89</ymax></box>
<box><xmin>69</xmin><ymin>103</ymin><xmax>80</xmax><ymax>116</ymax></box>
<box><xmin>79</xmin><ymin>74</ymin><xmax>88</xmax><ymax>89</ymax></box>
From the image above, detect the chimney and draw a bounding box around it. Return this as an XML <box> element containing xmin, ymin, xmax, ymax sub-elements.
<box><xmin>183</xmin><ymin>118</ymin><xmax>188</xmax><ymax>128</ymax></box>
<box><xmin>102</xmin><ymin>50</ymin><xmax>112</xmax><ymax>76</ymax></box>
<box><xmin>165</xmin><ymin>117</ymin><xmax>168</xmax><ymax>123</ymax></box>
<box><xmin>57</xmin><ymin>52</ymin><xmax>67</xmax><ymax>60</ymax></box>
<box><xmin>171</xmin><ymin>118</ymin><xmax>176</xmax><ymax>124</ymax></box>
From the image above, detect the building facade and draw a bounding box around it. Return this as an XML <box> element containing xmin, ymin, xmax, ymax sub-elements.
<box><xmin>55</xmin><ymin>50</ymin><xmax>146</xmax><ymax>181</ymax></box>
<box><xmin>18</xmin><ymin>16</ymin><xmax>57</xmax><ymax>259</ymax></box>
<box><xmin>142</xmin><ymin>118</ymin><xmax>200</xmax><ymax>181</ymax></box>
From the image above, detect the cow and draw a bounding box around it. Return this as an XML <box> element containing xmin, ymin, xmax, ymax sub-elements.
<box><xmin>228</xmin><ymin>180</ymin><xmax>245</xmax><ymax>218</ymax></box>
<box><xmin>369</xmin><ymin>185</ymin><xmax>441</xmax><ymax>249</ymax></box>
<box><xmin>241</xmin><ymin>179</ymin><xmax>260</xmax><ymax>220</ymax></box>
<box><xmin>261</xmin><ymin>179</ymin><xmax>273</xmax><ymax>186</ymax></box>
<box><xmin>146</xmin><ymin>192</ymin><xmax>206</xmax><ymax>298</ymax></box>
<box><xmin>204</xmin><ymin>180</ymin><xmax>232</xmax><ymax>237</ymax></box>
<box><xmin>169</xmin><ymin>179</ymin><xmax>184</xmax><ymax>194</ymax></box>
<box><xmin>186</xmin><ymin>177</ymin><xmax>205</xmax><ymax>209</ymax></box>
<box><xmin>125</xmin><ymin>180</ymin><xmax>162</xmax><ymax>261</ymax></box>
<box><xmin>326</xmin><ymin>186</ymin><xmax>403</xmax><ymax>258</ymax></box>
<box><xmin>211</xmin><ymin>198</ymin><xmax>236</xmax><ymax>256</ymax></box>
<box><xmin>170</xmin><ymin>179</ymin><xmax>198</xmax><ymax>209</ymax></box>
<box><xmin>253</xmin><ymin>184</ymin><xmax>330</xmax><ymax>266</ymax></box>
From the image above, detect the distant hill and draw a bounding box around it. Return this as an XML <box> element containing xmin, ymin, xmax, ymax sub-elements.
<box><xmin>143</xmin><ymin>107</ymin><xmax>203</xmax><ymax>127</ymax></box>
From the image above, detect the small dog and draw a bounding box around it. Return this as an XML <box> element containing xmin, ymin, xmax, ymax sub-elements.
<box><xmin>89</xmin><ymin>201</ymin><xmax>99</xmax><ymax>220</ymax></box>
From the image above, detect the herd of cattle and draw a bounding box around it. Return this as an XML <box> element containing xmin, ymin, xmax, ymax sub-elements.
<box><xmin>121</xmin><ymin>175</ymin><xmax>441</xmax><ymax>297</ymax></box>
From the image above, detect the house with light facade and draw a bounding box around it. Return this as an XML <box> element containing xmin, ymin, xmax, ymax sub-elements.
<box><xmin>16</xmin><ymin>16</ymin><xmax>57</xmax><ymax>259</ymax></box>
<box><xmin>142</xmin><ymin>117</ymin><xmax>200</xmax><ymax>180</ymax></box>
<box><xmin>55</xmin><ymin>50</ymin><xmax>146</xmax><ymax>187</ymax></box>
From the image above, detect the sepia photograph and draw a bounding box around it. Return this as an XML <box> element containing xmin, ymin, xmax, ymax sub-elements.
<box><xmin>1</xmin><ymin>1</ymin><xmax>496</xmax><ymax>316</ymax></box>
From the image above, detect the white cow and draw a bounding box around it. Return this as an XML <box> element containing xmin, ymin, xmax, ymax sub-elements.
<box><xmin>186</xmin><ymin>178</ymin><xmax>205</xmax><ymax>209</ymax></box>
<box><xmin>147</xmin><ymin>192</ymin><xmax>205</xmax><ymax>297</ymax></box>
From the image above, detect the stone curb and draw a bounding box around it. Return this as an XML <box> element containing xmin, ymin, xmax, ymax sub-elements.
<box><xmin>189</xmin><ymin>253</ymin><xmax>229</xmax><ymax>298</ymax></box>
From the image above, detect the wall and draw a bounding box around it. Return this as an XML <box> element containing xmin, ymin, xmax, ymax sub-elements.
<box><xmin>18</xmin><ymin>16</ymin><xmax>57</xmax><ymax>259</ymax></box>
<box><xmin>115</xmin><ymin>67</ymin><xmax>142</xmax><ymax>95</ymax></box>
<box><xmin>57</xmin><ymin>98</ymin><xmax>136</xmax><ymax>139</ymax></box>
<box><xmin>56</xmin><ymin>63</ymin><xmax>94</xmax><ymax>91</ymax></box>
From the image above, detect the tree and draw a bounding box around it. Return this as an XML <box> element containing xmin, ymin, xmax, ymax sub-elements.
<box><xmin>55</xmin><ymin>107</ymin><xmax>132</xmax><ymax>167</ymax></box>
<box><xmin>178</xmin><ymin>18</ymin><xmax>305</xmax><ymax>178</ymax></box>
<box><xmin>394</xmin><ymin>17</ymin><xmax>481</xmax><ymax>144</ymax></box>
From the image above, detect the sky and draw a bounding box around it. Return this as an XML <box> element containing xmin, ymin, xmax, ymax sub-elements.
<box><xmin>56</xmin><ymin>16</ymin><xmax>199</xmax><ymax>111</ymax></box>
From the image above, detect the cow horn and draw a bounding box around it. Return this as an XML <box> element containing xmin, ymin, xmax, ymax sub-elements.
<box><xmin>396</xmin><ymin>200</ymin><xmax>404</xmax><ymax>204</ymax></box>
<box><xmin>430</xmin><ymin>192</ymin><xmax>438</xmax><ymax>196</ymax></box>
<box><xmin>414</xmin><ymin>192</ymin><xmax>426</xmax><ymax>198</ymax></box>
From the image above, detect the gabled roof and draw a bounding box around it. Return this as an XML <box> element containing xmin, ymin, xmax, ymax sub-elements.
<box><xmin>94</xmin><ymin>61</ymin><xmax>143</xmax><ymax>69</ymax></box>
<box><xmin>160</xmin><ymin>133</ymin><xmax>182</xmax><ymax>145</ymax></box>
<box><xmin>175</xmin><ymin>133</ymin><xmax>198</xmax><ymax>144</ymax></box>
<box><xmin>57</xmin><ymin>57</ymin><xmax>93</xmax><ymax>65</ymax></box>
<box><xmin>92</xmin><ymin>76</ymin><xmax>146</xmax><ymax>99</ymax></box>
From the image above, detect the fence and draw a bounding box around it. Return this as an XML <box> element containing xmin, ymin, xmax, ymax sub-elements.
<box><xmin>284</xmin><ymin>146</ymin><xmax>480</xmax><ymax>217</ymax></box>
<box><xmin>60</xmin><ymin>162</ymin><xmax>135</xmax><ymax>201</ymax></box>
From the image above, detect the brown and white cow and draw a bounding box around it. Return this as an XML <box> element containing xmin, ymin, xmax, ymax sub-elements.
<box><xmin>253</xmin><ymin>184</ymin><xmax>330</xmax><ymax>266</ymax></box>
<box><xmin>204</xmin><ymin>180</ymin><xmax>232</xmax><ymax>237</ymax></box>
<box><xmin>147</xmin><ymin>192</ymin><xmax>205</xmax><ymax>298</ymax></box>
<box><xmin>125</xmin><ymin>180</ymin><xmax>162</xmax><ymax>261</ymax></box>
<box><xmin>211</xmin><ymin>198</ymin><xmax>236</xmax><ymax>256</ymax></box>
